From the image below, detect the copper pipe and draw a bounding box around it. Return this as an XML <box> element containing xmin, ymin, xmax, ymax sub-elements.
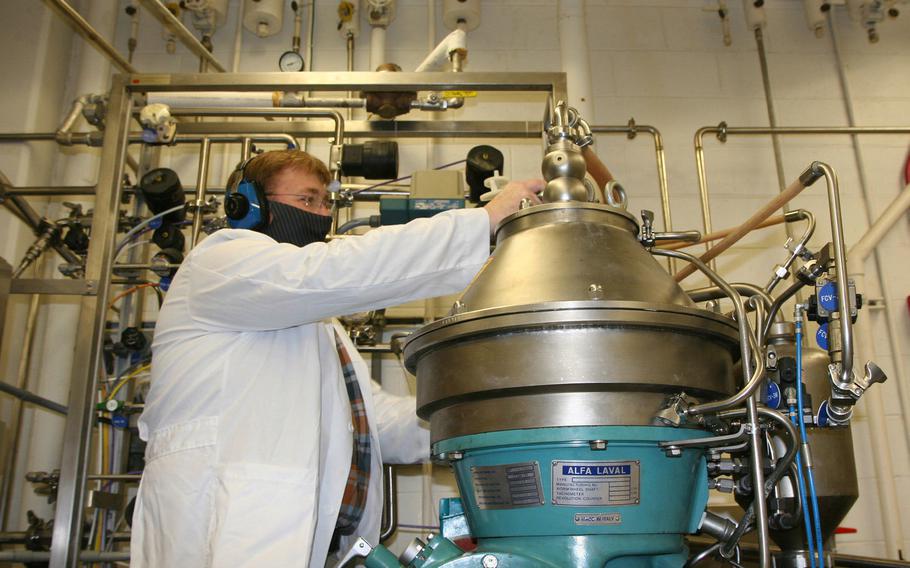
<box><xmin>675</xmin><ymin>167</ymin><xmax>819</xmax><ymax>282</ymax></box>
<box><xmin>658</xmin><ymin>214</ymin><xmax>787</xmax><ymax>250</ymax></box>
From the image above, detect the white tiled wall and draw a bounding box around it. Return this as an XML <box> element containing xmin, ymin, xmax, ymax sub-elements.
<box><xmin>1</xmin><ymin>0</ymin><xmax>909</xmax><ymax>559</ymax></box>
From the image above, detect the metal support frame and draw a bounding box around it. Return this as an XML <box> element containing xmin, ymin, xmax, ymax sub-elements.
<box><xmin>49</xmin><ymin>75</ymin><xmax>132</xmax><ymax>568</ymax></box>
<box><xmin>42</xmin><ymin>71</ymin><xmax>569</xmax><ymax>568</ymax></box>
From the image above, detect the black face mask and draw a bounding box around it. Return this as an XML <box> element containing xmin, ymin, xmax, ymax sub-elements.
<box><xmin>260</xmin><ymin>200</ymin><xmax>333</xmax><ymax>247</ymax></box>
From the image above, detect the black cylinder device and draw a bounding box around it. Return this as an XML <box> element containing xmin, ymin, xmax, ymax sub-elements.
<box><xmin>139</xmin><ymin>168</ymin><xmax>186</xmax><ymax>224</ymax></box>
<box><xmin>340</xmin><ymin>141</ymin><xmax>399</xmax><ymax>180</ymax></box>
<box><xmin>465</xmin><ymin>145</ymin><xmax>504</xmax><ymax>203</ymax></box>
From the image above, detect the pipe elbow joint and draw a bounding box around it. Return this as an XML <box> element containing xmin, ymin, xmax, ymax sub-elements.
<box><xmin>799</xmin><ymin>161</ymin><xmax>825</xmax><ymax>187</ymax></box>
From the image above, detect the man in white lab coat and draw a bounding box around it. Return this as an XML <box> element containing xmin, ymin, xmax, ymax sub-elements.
<box><xmin>131</xmin><ymin>150</ymin><xmax>542</xmax><ymax>567</ymax></box>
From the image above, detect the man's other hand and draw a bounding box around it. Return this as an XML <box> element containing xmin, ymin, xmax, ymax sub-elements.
<box><xmin>484</xmin><ymin>179</ymin><xmax>544</xmax><ymax>235</ymax></box>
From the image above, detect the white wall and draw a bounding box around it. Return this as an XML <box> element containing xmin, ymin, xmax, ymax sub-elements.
<box><xmin>0</xmin><ymin>0</ymin><xmax>908</xmax><ymax>559</ymax></box>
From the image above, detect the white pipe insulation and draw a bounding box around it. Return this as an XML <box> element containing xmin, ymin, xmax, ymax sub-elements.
<box><xmin>414</xmin><ymin>29</ymin><xmax>466</xmax><ymax>72</ymax></box>
<box><xmin>557</xmin><ymin>1</ymin><xmax>594</xmax><ymax>121</ymax></box>
<box><xmin>848</xmin><ymin>183</ymin><xmax>910</xmax><ymax>558</ymax></box>
<box><xmin>370</xmin><ymin>26</ymin><xmax>386</xmax><ymax>71</ymax></box>
<box><xmin>147</xmin><ymin>91</ymin><xmax>278</xmax><ymax>108</ymax></box>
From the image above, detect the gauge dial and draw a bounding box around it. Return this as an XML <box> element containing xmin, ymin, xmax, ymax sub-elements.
<box><xmin>278</xmin><ymin>50</ymin><xmax>305</xmax><ymax>72</ymax></box>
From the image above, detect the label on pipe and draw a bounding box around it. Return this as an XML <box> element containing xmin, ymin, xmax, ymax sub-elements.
<box><xmin>470</xmin><ymin>461</ymin><xmax>544</xmax><ymax>510</ymax></box>
<box><xmin>551</xmin><ymin>461</ymin><xmax>640</xmax><ymax>507</ymax></box>
<box><xmin>441</xmin><ymin>90</ymin><xmax>477</xmax><ymax>98</ymax></box>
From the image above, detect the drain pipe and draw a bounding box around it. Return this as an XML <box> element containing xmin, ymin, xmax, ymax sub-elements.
<box><xmin>830</xmin><ymin>12</ymin><xmax>910</xmax><ymax>559</ymax></box>
<box><xmin>557</xmin><ymin>0</ymin><xmax>594</xmax><ymax>121</ymax></box>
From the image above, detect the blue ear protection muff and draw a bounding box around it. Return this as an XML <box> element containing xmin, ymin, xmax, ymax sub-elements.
<box><xmin>224</xmin><ymin>157</ymin><xmax>270</xmax><ymax>230</ymax></box>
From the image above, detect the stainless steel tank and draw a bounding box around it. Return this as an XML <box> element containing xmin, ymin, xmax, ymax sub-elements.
<box><xmin>764</xmin><ymin>323</ymin><xmax>859</xmax><ymax>563</ymax></box>
<box><xmin>403</xmin><ymin>202</ymin><xmax>742</xmax><ymax>442</ymax></box>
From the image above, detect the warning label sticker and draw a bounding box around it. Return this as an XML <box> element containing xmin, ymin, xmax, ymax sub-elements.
<box><xmin>551</xmin><ymin>461</ymin><xmax>640</xmax><ymax>507</ymax></box>
<box><xmin>470</xmin><ymin>462</ymin><xmax>544</xmax><ymax>510</ymax></box>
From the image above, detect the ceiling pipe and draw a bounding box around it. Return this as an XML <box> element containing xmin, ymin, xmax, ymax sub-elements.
<box><xmin>557</xmin><ymin>0</ymin><xmax>594</xmax><ymax>121</ymax></box>
<box><xmin>137</xmin><ymin>0</ymin><xmax>226</xmax><ymax>72</ymax></box>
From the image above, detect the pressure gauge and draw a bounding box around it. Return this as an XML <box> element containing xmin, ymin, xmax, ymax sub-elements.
<box><xmin>278</xmin><ymin>50</ymin><xmax>305</xmax><ymax>72</ymax></box>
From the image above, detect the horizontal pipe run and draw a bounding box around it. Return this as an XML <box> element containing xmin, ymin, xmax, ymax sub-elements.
<box><xmin>146</xmin><ymin>92</ymin><xmax>366</xmax><ymax>109</ymax></box>
<box><xmin>2</xmin><ymin>122</ymin><xmax>670</xmax><ymax>143</ymax></box>
<box><xmin>86</xmin><ymin>474</ymin><xmax>140</xmax><ymax>482</ymax></box>
<box><xmin>701</xmin><ymin>125</ymin><xmax>910</xmax><ymax>136</ymax></box>
<box><xmin>165</xmin><ymin>108</ymin><xmax>345</xmax><ymax>142</ymax></box>
<box><xmin>1</xmin><ymin>185</ymin><xmax>408</xmax><ymax>197</ymax></box>
<box><xmin>123</xmin><ymin>71</ymin><xmax>567</xmax><ymax>93</ymax></box>
<box><xmin>0</xmin><ymin>381</ymin><xmax>68</xmax><ymax>415</ymax></box>
<box><xmin>0</xmin><ymin>132</ymin><xmax>58</xmax><ymax>141</ymax></box>
<box><xmin>0</xmin><ymin>550</ymin><xmax>130</xmax><ymax>562</ymax></box>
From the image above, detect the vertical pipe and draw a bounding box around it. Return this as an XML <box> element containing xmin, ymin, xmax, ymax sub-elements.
<box><xmin>557</xmin><ymin>0</ymin><xmax>594</xmax><ymax>121</ymax></box>
<box><xmin>694</xmin><ymin>129</ymin><xmax>715</xmax><ymax>267</ymax></box>
<box><xmin>370</xmin><ymin>26</ymin><xmax>386</xmax><ymax>71</ymax></box>
<box><xmin>303</xmin><ymin>0</ymin><xmax>315</xmax><ymax>153</ymax></box>
<box><xmin>852</xmin><ymin>273</ymin><xmax>905</xmax><ymax>560</ymax></box>
<box><xmin>191</xmin><ymin>139</ymin><xmax>212</xmax><ymax>248</ymax></box>
<box><xmin>241</xmin><ymin>137</ymin><xmax>253</xmax><ymax>162</ymax></box>
<box><xmin>754</xmin><ymin>28</ymin><xmax>788</xmax><ymax>198</ymax></box>
<box><xmin>830</xmin><ymin>15</ymin><xmax>910</xmax><ymax>557</ymax></box>
<box><xmin>817</xmin><ymin>163</ymin><xmax>853</xmax><ymax>379</ymax></box>
<box><xmin>0</xmin><ymin>294</ymin><xmax>41</xmax><ymax>530</ymax></box>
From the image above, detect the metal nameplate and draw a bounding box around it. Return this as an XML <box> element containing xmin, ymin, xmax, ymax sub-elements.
<box><xmin>551</xmin><ymin>460</ymin><xmax>640</xmax><ymax>507</ymax></box>
<box><xmin>470</xmin><ymin>461</ymin><xmax>544</xmax><ymax>510</ymax></box>
<box><xmin>574</xmin><ymin>512</ymin><xmax>622</xmax><ymax>526</ymax></box>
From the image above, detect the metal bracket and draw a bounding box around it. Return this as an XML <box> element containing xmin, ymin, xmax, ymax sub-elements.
<box><xmin>716</xmin><ymin>121</ymin><xmax>728</xmax><ymax>143</ymax></box>
<box><xmin>338</xmin><ymin>537</ymin><xmax>374</xmax><ymax>567</ymax></box>
<box><xmin>626</xmin><ymin>117</ymin><xmax>637</xmax><ymax>140</ymax></box>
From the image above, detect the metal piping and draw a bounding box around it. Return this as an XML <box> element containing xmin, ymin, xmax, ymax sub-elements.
<box><xmin>815</xmin><ymin>162</ymin><xmax>853</xmax><ymax>387</ymax></box>
<box><xmin>651</xmin><ymin>248</ymin><xmax>765</xmax><ymax>417</ymax></box>
<box><xmin>0</xmin><ymin>550</ymin><xmax>129</xmax><ymax>563</ymax></box>
<box><xmin>754</xmin><ymin>27</ymin><xmax>789</xmax><ymax>202</ymax></box>
<box><xmin>165</xmin><ymin>107</ymin><xmax>345</xmax><ymax>142</ymax></box>
<box><xmin>686</xmin><ymin>282</ymin><xmax>774</xmax><ymax>314</ymax></box>
<box><xmin>379</xmin><ymin>464</ymin><xmax>398</xmax><ymax>543</ymax></box>
<box><xmin>136</xmin><ymin>0</ymin><xmax>226</xmax><ymax>72</ymax></box>
<box><xmin>675</xmin><ymin>168</ymin><xmax>819</xmax><ymax>283</ymax></box>
<box><xmin>0</xmin><ymin>171</ymin><xmax>84</xmax><ymax>269</ymax></box>
<box><xmin>0</xmin><ymin>380</ymin><xmax>68</xmax><ymax>416</ymax></box>
<box><xmin>830</xmin><ymin>15</ymin><xmax>910</xmax><ymax>558</ymax></box>
<box><xmin>692</xmin><ymin>124</ymin><xmax>910</xmax><ymax>247</ymax></box>
<box><xmin>591</xmin><ymin>124</ymin><xmax>673</xmax><ymax>235</ymax></box>
<box><xmin>190</xmin><ymin>138</ymin><xmax>211</xmax><ymax>248</ymax></box>
<box><xmin>45</xmin><ymin>0</ymin><xmax>137</xmax><ymax>74</ymax></box>
<box><xmin>0</xmin><ymin>294</ymin><xmax>41</xmax><ymax>529</ymax></box>
<box><xmin>49</xmin><ymin>76</ymin><xmax>133</xmax><ymax>568</ymax></box>
<box><xmin>651</xmin><ymin>250</ymin><xmax>769</xmax><ymax>568</ymax></box>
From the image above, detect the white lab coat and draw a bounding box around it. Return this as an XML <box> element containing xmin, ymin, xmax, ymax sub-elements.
<box><xmin>130</xmin><ymin>208</ymin><xmax>491</xmax><ymax>567</ymax></box>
